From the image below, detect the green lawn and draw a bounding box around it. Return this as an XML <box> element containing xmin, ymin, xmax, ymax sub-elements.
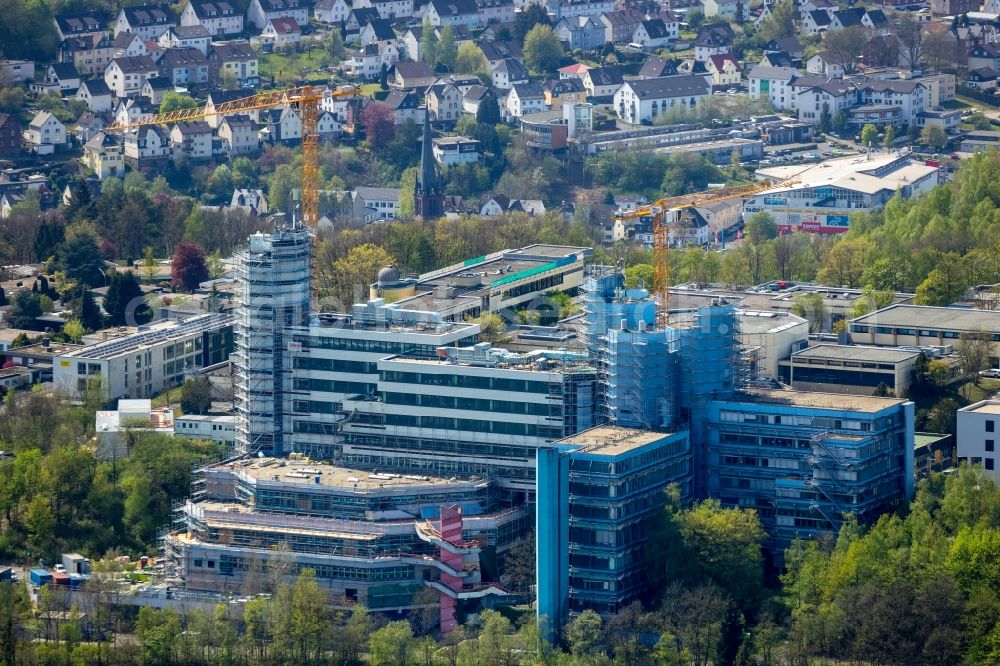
<box><xmin>259</xmin><ymin>48</ymin><xmax>333</xmax><ymax>83</ymax></box>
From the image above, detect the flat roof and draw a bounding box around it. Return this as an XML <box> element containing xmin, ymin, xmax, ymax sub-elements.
<box><xmin>736</xmin><ymin>388</ymin><xmax>906</xmax><ymax>412</ymax></box>
<box><xmin>558</xmin><ymin>426</ymin><xmax>675</xmax><ymax>454</ymax></box>
<box><xmin>224</xmin><ymin>458</ymin><xmax>484</xmax><ymax>490</ymax></box>
<box><xmin>852</xmin><ymin>304</ymin><xmax>1000</xmax><ymax>331</ymax></box>
<box><xmin>755</xmin><ymin>153</ymin><xmax>938</xmax><ymax>196</ymax></box>
<box><xmin>739</xmin><ymin>310</ymin><xmax>807</xmax><ymax>334</ymax></box>
<box><xmin>914</xmin><ymin>432</ymin><xmax>950</xmax><ymax>449</ymax></box>
<box><xmin>9</xmin><ymin>341</ymin><xmax>83</xmax><ymax>356</ymax></box>
<box><xmin>791</xmin><ymin>344</ymin><xmax>920</xmax><ymax>363</ymax></box>
<box><xmin>960</xmin><ymin>400</ymin><xmax>1000</xmax><ymax>415</ymax></box>
<box><xmin>60</xmin><ymin>313</ymin><xmax>233</xmax><ymax>361</ymax></box>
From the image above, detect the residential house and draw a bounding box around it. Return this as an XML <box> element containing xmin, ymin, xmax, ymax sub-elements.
<box><xmin>112</xmin><ymin>32</ymin><xmax>149</xmax><ymax>59</ymax></box>
<box><xmin>317</xmin><ymin>110</ymin><xmax>342</xmax><ymax>139</ymax></box>
<box><xmin>632</xmin><ymin>18</ymin><xmax>676</xmax><ymax>48</ymax></box>
<box><xmin>805</xmin><ymin>51</ymin><xmax>844</xmax><ymax>78</ymax></box>
<box><xmin>968</xmin><ymin>44</ymin><xmax>1000</xmax><ymax>74</ymax></box>
<box><xmin>920</xmin><ymin>73</ymin><xmax>956</xmax><ymax>108</ymax></box>
<box><xmin>600</xmin><ymin>9</ymin><xmax>645</xmax><ymax>43</ymax></box>
<box><xmin>75</xmin><ymin>111</ymin><xmax>110</xmax><ymax>143</ymax></box>
<box><xmin>247</xmin><ymin>0</ymin><xmax>310</xmax><ymax>30</ymax></box>
<box><xmin>492</xmin><ymin>58</ymin><xmax>529</xmax><ymax>90</ymax></box>
<box><xmin>480</xmin><ymin>194</ymin><xmax>545</xmax><ymax>216</ymax></box>
<box><xmin>614</xmin><ymin>75</ymin><xmax>710</xmax><ymax>124</ymax></box>
<box><xmin>702</xmin><ymin>0</ymin><xmax>748</xmax><ymax>20</ymax></box>
<box><xmin>462</xmin><ymin>85</ymin><xmax>493</xmax><ymax>115</ymax></box>
<box><xmin>83</xmin><ymin>132</ymin><xmax>125</xmax><ymax>179</ymax></box>
<box><xmin>637</xmin><ymin>56</ymin><xmax>676</xmax><ymax>79</ymax></box>
<box><xmin>124</xmin><ymin>125</ymin><xmax>172</xmax><ymax>170</ymax></box>
<box><xmin>427</xmin><ymin>83</ymin><xmax>463</xmax><ymax>123</ymax></box>
<box><xmin>554</xmin><ymin>15</ymin><xmax>605</xmax><ymax>50</ymax></box>
<box><xmin>181</xmin><ymin>0</ymin><xmax>244</xmax><ymax>36</ymax></box>
<box><xmin>208</xmin><ymin>41</ymin><xmax>259</xmax><ymax>87</ymax></box>
<box><xmin>260</xmin><ymin>17</ymin><xmax>303</xmax><ymax>46</ymax></box>
<box><xmin>218</xmin><ymin>115</ymin><xmax>259</xmax><ymax>154</ymax></box>
<box><xmin>158</xmin><ymin>47</ymin><xmax>210</xmax><ymax>86</ymax></box>
<box><xmin>33</xmin><ymin>63</ymin><xmax>81</xmax><ymax>95</ymax></box>
<box><xmin>505</xmin><ymin>82</ymin><xmax>545</xmax><ymax>118</ymax></box>
<box><xmin>59</xmin><ymin>34</ymin><xmax>115</xmax><ymax>76</ymax></box>
<box><xmin>544</xmin><ymin>77</ymin><xmax>587</xmax><ymax>110</ymax></box>
<box><xmin>105</xmin><ymin>56</ymin><xmax>159</xmax><ymax>97</ymax></box>
<box><xmin>231</xmin><ymin>188</ymin><xmax>268</xmax><ymax>213</ymax></box>
<box><xmin>54</xmin><ymin>12</ymin><xmax>104</xmax><ymax>41</ymax></box>
<box><xmin>141</xmin><ymin>76</ymin><xmax>173</xmax><ymax>105</ymax></box>
<box><xmin>801</xmin><ymin>9</ymin><xmax>833</xmax><ymax>34</ymax></box>
<box><xmin>693</xmin><ymin>22</ymin><xmax>734</xmax><ymax>61</ymax></box>
<box><xmin>260</xmin><ymin>107</ymin><xmax>301</xmax><ymax>143</ymax></box>
<box><xmin>423</xmin><ymin>0</ymin><xmax>479</xmax><ymax>27</ymax></box>
<box><xmin>350</xmin><ymin>186</ymin><xmax>400</xmax><ymax>224</ymax></box>
<box><xmin>829</xmin><ymin>7</ymin><xmax>864</xmax><ymax>31</ymax></box>
<box><xmin>434</xmin><ymin>74</ymin><xmax>481</xmax><ymax>94</ymax></box>
<box><xmin>314</xmin><ymin>0</ymin><xmax>350</xmax><ymax>23</ymax></box>
<box><xmin>0</xmin><ymin>59</ymin><xmax>34</xmax><ymax>83</ymax></box>
<box><xmin>479</xmin><ymin>40</ymin><xmax>522</xmax><ymax>67</ymax></box>
<box><xmin>748</xmin><ymin>65</ymin><xmax>797</xmax><ymax>111</ymax></box>
<box><xmin>355</xmin><ymin>0</ymin><xmax>413</xmax><ymax>19</ymax></box>
<box><xmin>170</xmin><ymin>121</ymin><xmax>213</xmax><ymax>159</ymax></box>
<box><xmin>158</xmin><ymin>26</ymin><xmax>211</xmax><ymax>56</ymax></box>
<box><xmin>582</xmin><ymin>66</ymin><xmax>624</xmax><ymax>100</ymax></box>
<box><xmin>766</xmin><ymin>36</ymin><xmax>803</xmax><ymax>61</ymax></box>
<box><xmin>346</xmin><ymin>43</ymin><xmax>387</xmax><ymax>80</ymax></box>
<box><xmin>345</xmin><ymin>7</ymin><xmax>380</xmax><ymax>35</ymax></box>
<box><xmin>384</xmin><ymin>89</ymin><xmax>423</xmax><ymax>124</ymax></box>
<box><xmin>432</xmin><ymin>136</ymin><xmax>480</xmax><ymax>165</ymax></box>
<box><xmin>115</xmin><ymin>4</ymin><xmax>177</xmax><ymax>39</ymax></box>
<box><xmin>76</xmin><ymin>79</ymin><xmax>114</xmax><ymax>112</ymax></box>
<box><xmin>0</xmin><ymin>115</ymin><xmax>22</xmax><ymax>156</ymax></box>
<box><xmin>392</xmin><ymin>61</ymin><xmax>436</xmax><ymax>89</ymax></box>
<box><xmin>477</xmin><ymin>0</ymin><xmax>515</xmax><ymax>25</ymax></box>
<box><xmin>359</xmin><ymin>18</ymin><xmax>396</xmax><ymax>46</ymax></box>
<box><xmin>760</xmin><ymin>50</ymin><xmax>794</xmax><ymax>68</ymax></box>
<box><xmin>547</xmin><ymin>0</ymin><xmax>615</xmax><ymax>20</ymax></box>
<box><xmin>558</xmin><ymin>63</ymin><xmax>591</xmax><ymax>79</ymax></box>
<box><xmin>968</xmin><ymin>68</ymin><xmax>997</xmax><ymax>91</ymax></box>
<box><xmin>862</xmin><ymin>9</ymin><xmax>890</xmax><ymax>34</ymax></box>
<box><xmin>400</xmin><ymin>26</ymin><xmax>423</xmax><ymax>61</ymax></box>
<box><xmin>114</xmin><ymin>97</ymin><xmax>157</xmax><ymax>127</ymax></box>
<box><xmin>23</xmin><ymin>112</ymin><xmax>67</xmax><ymax>154</ymax></box>
<box><xmin>204</xmin><ymin>90</ymin><xmax>246</xmax><ymax>126</ymax></box>
<box><xmin>706</xmin><ymin>53</ymin><xmax>740</xmax><ymax>88</ymax></box>
<box><xmin>797</xmin><ymin>0</ymin><xmax>834</xmax><ymax>21</ymax></box>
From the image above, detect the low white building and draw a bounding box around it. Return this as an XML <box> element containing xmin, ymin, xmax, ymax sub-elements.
<box><xmin>23</xmin><ymin>112</ymin><xmax>67</xmax><ymax>154</ymax></box>
<box><xmin>96</xmin><ymin>399</ymin><xmax>175</xmax><ymax>459</ymax></box>
<box><xmin>174</xmin><ymin>414</ymin><xmax>236</xmax><ymax>444</ymax></box>
<box><xmin>432</xmin><ymin>136</ymin><xmax>480</xmax><ymax>165</ymax></box>
<box><xmin>957</xmin><ymin>400</ymin><xmax>1000</xmax><ymax>482</ymax></box>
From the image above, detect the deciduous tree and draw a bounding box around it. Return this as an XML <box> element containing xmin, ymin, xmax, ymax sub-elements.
<box><xmin>171</xmin><ymin>241</ymin><xmax>209</xmax><ymax>292</ymax></box>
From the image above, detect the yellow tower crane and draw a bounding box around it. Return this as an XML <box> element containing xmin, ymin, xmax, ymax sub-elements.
<box><xmin>613</xmin><ymin>173</ymin><xmax>805</xmax><ymax>325</ymax></box>
<box><xmin>108</xmin><ymin>85</ymin><xmax>361</xmax><ymax>227</ymax></box>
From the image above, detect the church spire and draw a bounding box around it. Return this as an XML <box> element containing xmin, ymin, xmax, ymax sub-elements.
<box><xmin>415</xmin><ymin>105</ymin><xmax>444</xmax><ymax>220</ymax></box>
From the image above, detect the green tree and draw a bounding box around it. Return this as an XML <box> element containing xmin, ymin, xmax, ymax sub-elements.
<box><xmin>883</xmin><ymin>125</ymin><xmax>895</xmax><ymax>150</ymax></box>
<box><xmin>104</xmin><ymin>271</ymin><xmax>150</xmax><ymax>326</ymax></box>
<box><xmin>922</xmin><ymin>124</ymin><xmax>948</xmax><ymax>150</ymax></box>
<box><xmin>436</xmin><ymin>25</ymin><xmax>457</xmax><ymax>71</ymax></box>
<box><xmin>317</xmin><ymin>243</ymin><xmax>395</xmax><ymax>310</ymax></box>
<box><xmin>744</xmin><ymin>212</ymin><xmax>778</xmax><ymax>245</ymax></box>
<box><xmin>514</xmin><ymin>3</ymin><xmax>552</xmax><ymax>42</ymax></box>
<box><xmin>915</xmin><ymin>259</ymin><xmax>969</xmax><ymax>306</ymax></box>
<box><xmin>8</xmin><ymin>291</ymin><xmax>43</xmax><ymax>330</ymax></box>
<box><xmin>456</xmin><ymin>41</ymin><xmax>488</xmax><ymax>75</ymax></box>
<box><xmin>565</xmin><ymin>609</ymin><xmax>604</xmax><ymax>662</ymax></box>
<box><xmin>957</xmin><ymin>328</ymin><xmax>992</xmax><ymax>385</ymax></box>
<box><xmin>159</xmin><ymin>91</ymin><xmax>199</xmax><ymax>114</ymax></box>
<box><xmin>369</xmin><ymin>620</ymin><xmax>415</xmax><ymax>666</ymax></box>
<box><xmin>817</xmin><ymin>237</ymin><xmax>872</xmax><ymax>287</ymax></box>
<box><xmin>860</xmin><ymin>123</ymin><xmax>879</xmax><ymax>150</ymax></box>
<box><xmin>851</xmin><ymin>286</ymin><xmax>895</xmax><ymax>318</ymax></box>
<box><xmin>398</xmin><ymin>166</ymin><xmax>417</xmax><ymax>219</ymax></box>
<box><xmin>467</xmin><ymin>311</ymin><xmax>507</xmax><ymax>343</ymax></box>
<box><xmin>59</xmin><ymin>227</ymin><xmax>104</xmax><ymax>289</ymax></box>
<box><xmin>73</xmin><ymin>289</ymin><xmax>103</xmax><ymax>332</ymax></box>
<box><xmin>476</xmin><ymin>90</ymin><xmax>502</xmax><ymax>125</ymax></box>
<box><xmin>421</xmin><ymin>19</ymin><xmax>438</xmax><ymax>65</ymax></box>
<box><xmin>523</xmin><ymin>24</ymin><xmax>564</xmax><ymax>74</ymax></box>
<box><xmin>171</xmin><ymin>241</ymin><xmax>209</xmax><ymax>292</ymax></box>
<box><xmin>180</xmin><ymin>376</ymin><xmax>214</xmax><ymax>414</ymax></box>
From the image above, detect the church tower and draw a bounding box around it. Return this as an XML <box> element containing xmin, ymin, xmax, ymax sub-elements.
<box><xmin>414</xmin><ymin>106</ymin><xmax>444</xmax><ymax>220</ymax></box>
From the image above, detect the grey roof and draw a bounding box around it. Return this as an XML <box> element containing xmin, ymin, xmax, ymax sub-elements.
<box><xmin>80</xmin><ymin>79</ymin><xmax>112</xmax><ymax>96</ymax></box>
<box><xmin>464</xmin><ymin>84</ymin><xmax>490</xmax><ymax>101</ymax></box>
<box><xmin>49</xmin><ymin>63</ymin><xmax>80</xmax><ymax>80</ymax></box>
<box><xmin>640</xmin><ymin>18</ymin><xmax>669</xmax><ymax>39</ymax></box>
<box><xmin>970</xmin><ymin>67</ymin><xmax>998</xmax><ymax>80</ymax></box>
<box><xmin>384</xmin><ymin>89</ymin><xmax>419</xmax><ymax>109</ymax></box>
<box><xmin>601</xmin><ymin>9</ymin><xmax>645</xmax><ymax>25</ymax></box>
<box><xmin>862</xmin><ymin>79</ymin><xmax>924</xmax><ymax>94</ymax></box>
<box><xmin>112</xmin><ymin>31</ymin><xmax>143</xmax><ymax>47</ymax></box>
<box><xmin>429</xmin><ymin>0</ymin><xmax>478</xmax><ymax>16</ymax></box>
<box><xmin>210</xmin><ymin>41</ymin><xmax>255</xmax><ymax>61</ymax></box>
<box><xmin>121</xmin><ymin>4</ymin><xmax>176</xmax><ymax>26</ymax></box>
<box><xmin>852</xmin><ymin>304</ymin><xmax>1000</xmax><ymax>331</ymax></box>
<box><xmin>623</xmin><ymin>74</ymin><xmax>708</xmax><ymax>99</ymax></box>
<box><xmin>833</xmin><ymin>7</ymin><xmax>864</xmax><ymax>26</ymax></box>
<box><xmin>110</xmin><ymin>55</ymin><xmax>158</xmax><ymax>73</ymax></box>
<box><xmin>638</xmin><ymin>55</ymin><xmax>675</xmax><ymax>78</ymax></box>
<box><xmin>694</xmin><ymin>21</ymin><xmax>735</xmax><ymax>46</ymax></box>
<box><xmin>189</xmin><ymin>0</ymin><xmax>239</xmax><ymax>18</ymax></box>
<box><xmin>394</xmin><ymin>60</ymin><xmax>434</xmax><ymax>79</ymax></box>
<box><xmin>493</xmin><ymin>58</ymin><xmax>529</xmax><ymax>80</ymax></box>
<box><xmin>355</xmin><ymin>186</ymin><xmax>401</xmax><ymax>201</ymax></box>
<box><xmin>808</xmin><ymin>10</ymin><xmax>832</xmax><ymax>26</ymax></box>
<box><xmin>866</xmin><ymin>8</ymin><xmax>887</xmax><ymax>25</ymax></box>
<box><xmin>749</xmin><ymin>64</ymin><xmax>797</xmax><ymax>81</ymax></box>
<box><xmin>479</xmin><ymin>40</ymin><xmax>522</xmax><ymax>61</ymax></box>
<box><xmin>143</xmin><ymin>76</ymin><xmax>173</xmax><ymax>90</ymax></box>
<box><xmin>172</xmin><ymin>120</ymin><xmax>211</xmax><ymax>134</ymax></box>
<box><xmin>767</xmin><ymin>36</ymin><xmax>802</xmax><ymax>56</ymax></box>
<box><xmin>790</xmin><ymin>344</ymin><xmax>920</xmax><ymax>364</ymax></box>
<box><xmin>363</xmin><ymin>18</ymin><xmax>396</xmax><ymax>41</ymax></box>
<box><xmin>55</xmin><ymin>12</ymin><xmax>104</xmax><ymax>34</ymax></box>
<box><xmin>761</xmin><ymin>50</ymin><xmax>793</xmax><ymax>67</ymax></box>
<box><xmin>257</xmin><ymin>0</ymin><xmax>310</xmax><ymax>12</ymax></box>
<box><xmin>171</xmin><ymin>24</ymin><xmax>211</xmax><ymax>38</ymax></box>
<box><xmin>586</xmin><ymin>66</ymin><xmax>624</xmax><ymax>86</ymax></box>
<box><xmin>511</xmin><ymin>82</ymin><xmax>545</xmax><ymax>98</ymax></box>
<box><xmin>159</xmin><ymin>47</ymin><xmax>207</xmax><ymax>67</ymax></box>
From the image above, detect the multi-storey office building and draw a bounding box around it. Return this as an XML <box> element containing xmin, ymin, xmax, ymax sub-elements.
<box><xmin>166</xmin><ymin>456</ymin><xmax>521</xmax><ymax>614</ymax></box>
<box><xmin>705</xmin><ymin>389</ymin><xmax>914</xmax><ymax>555</ymax></box>
<box><xmin>956</xmin><ymin>400</ymin><xmax>1000</xmax><ymax>483</ymax></box>
<box><xmin>54</xmin><ymin>313</ymin><xmax>234</xmax><ymax>400</ymax></box>
<box><xmin>537</xmin><ymin>427</ymin><xmax>691</xmax><ymax>622</ymax></box>
<box><xmin>339</xmin><ymin>343</ymin><xmax>599</xmax><ymax>495</ymax></box>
